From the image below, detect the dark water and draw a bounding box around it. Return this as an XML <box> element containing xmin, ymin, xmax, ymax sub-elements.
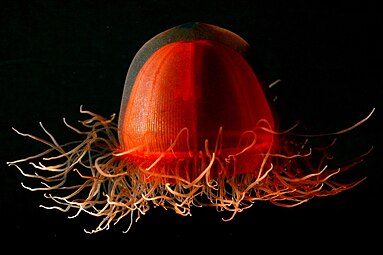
<box><xmin>0</xmin><ymin>0</ymin><xmax>380</xmax><ymax>251</ymax></box>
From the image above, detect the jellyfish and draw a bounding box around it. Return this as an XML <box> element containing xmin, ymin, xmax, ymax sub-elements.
<box><xmin>7</xmin><ymin>22</ymin><xmax>374</xmax><ymax>234</ymax></box>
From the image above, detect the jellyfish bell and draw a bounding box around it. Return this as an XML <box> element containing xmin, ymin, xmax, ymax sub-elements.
<box><xmin>7</xmin><ymin>22</ymin><xmax>374</xmax><ymax>234</ymax></box>
<box><xmin>117</xmin><ymin>22</ymin><xmax>277</xmax><ymax>181</ymax></box>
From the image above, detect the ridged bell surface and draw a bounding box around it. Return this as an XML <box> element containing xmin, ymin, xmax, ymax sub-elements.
<box><xmin>118</xmin><ymin>23</ymin><xmax>276</xmax><ymax>180</ymax></box>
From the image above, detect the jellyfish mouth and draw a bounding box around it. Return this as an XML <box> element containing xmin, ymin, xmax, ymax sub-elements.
<box><xmin>7</xmin><ymin>107</ymin><xmax>373</xmax><ymax>234</ymax></box>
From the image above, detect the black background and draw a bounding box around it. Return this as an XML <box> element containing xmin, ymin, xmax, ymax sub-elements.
<box><xmin>1</xmin><ymin>0</ymin><xmax>381</xmax><ymax>251</ymax></box>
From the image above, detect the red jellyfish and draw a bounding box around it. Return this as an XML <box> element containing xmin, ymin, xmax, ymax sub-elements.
<box><xmin>7</xmin><ymin>22</ymin><xmax>374</xmax><ymax>233</ymax></box>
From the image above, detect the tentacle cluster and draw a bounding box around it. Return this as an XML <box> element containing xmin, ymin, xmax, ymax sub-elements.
<box><xmin>7</xmin><ymin>106</ymin><xmax>373</xmax><ymax>233</ymax></box>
